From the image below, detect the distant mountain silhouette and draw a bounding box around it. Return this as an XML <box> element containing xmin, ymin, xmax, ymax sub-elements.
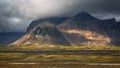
<box><xmin>12</xmin><ymin>12</ymin><xmax>120</xmax><ymax>46</ymax></box>
<box><xmin>0</xmin><ymin>33</ymin><xmax>25</xmax><ymax>45</ymax></box>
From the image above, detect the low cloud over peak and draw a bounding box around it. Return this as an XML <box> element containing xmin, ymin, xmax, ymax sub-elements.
<box><xmin>0</xmin><ymin>0</ymin><xmax>120</xmax><ymax>32</ymax></box>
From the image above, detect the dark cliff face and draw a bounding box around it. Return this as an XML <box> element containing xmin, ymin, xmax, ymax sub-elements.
<box><xmin>27</xmin><ymin>17</ymin><xmax>68</xmax><ymax>32</ymax></box>
<box><xmin>30</xmin><ymin>25</ymin><xmax>70</xmax><ymax>45</ymax></box>
<box><xmin>12</xmin><ymin>12</ymin><xmax>120</xmax><ymax>46</ymax></box>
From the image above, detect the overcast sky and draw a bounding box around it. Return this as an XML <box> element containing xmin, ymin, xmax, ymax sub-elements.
<box><xmin>0</xmin><ymin>0</ymin><xmax>120</xmax><ymax>32</ymax></box>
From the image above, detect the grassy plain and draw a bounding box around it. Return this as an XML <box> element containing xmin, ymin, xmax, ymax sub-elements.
<box><xmin>0</xmin><ymin>45</ymin><xmax>120</xmax><ymax>68</ymax></box>
<box><xmin>0</xmin><ymin>45</ymin><xmax>120</xmax><ymax>51</ymax></box>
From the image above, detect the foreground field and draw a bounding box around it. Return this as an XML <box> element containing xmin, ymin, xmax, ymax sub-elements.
<box><xmin>0</xmin><ymin>63</ymin><xmax>120</xmax><ymax>68</ymax></box>
<box><xmin>0</xmin><ymin>50</ymin><xmax>120</xmax><ymax>68</ymax></box>
<box><xmin>0</xmin><ymin>45</ymin><xmax>120</xmax><ymax>68</ymax></box>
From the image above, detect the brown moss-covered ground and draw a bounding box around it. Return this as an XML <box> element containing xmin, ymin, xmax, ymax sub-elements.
<box><xmin>0</xmin><ymin>45</ymin><xmax>120</xmax><ymax>68</ymax></box>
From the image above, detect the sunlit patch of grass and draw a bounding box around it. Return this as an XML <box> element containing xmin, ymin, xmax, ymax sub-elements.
<box><xmin>0</xmin><ymin>53</ymin><xmax>26</xmax><ymax>60</ymax></box>
<box><xmin>8</xmin><ymin>54</ymin><xmax>119</xmax><ymax>63</ymax></box>
<box><xmin>23</xmin><ymin>55</ymin><xmax>40</xmax><ymax>61</ymax></box>
<box><xmin>0</xmin><ymin>52</ymin><xmax>120</xmax><ymax>64</ymax></box>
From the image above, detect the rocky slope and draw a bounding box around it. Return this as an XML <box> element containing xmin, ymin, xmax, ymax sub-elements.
<box><xmin>12</xmin><ymin>12</ymin><xmax>120</xmax><ymax>46</ymax></box>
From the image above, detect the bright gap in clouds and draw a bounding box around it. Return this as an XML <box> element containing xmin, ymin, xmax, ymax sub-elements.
<box><xmin>9</xmin><ymin>17</ymin><xmax>21</xmax><ymax>25</ymax></box>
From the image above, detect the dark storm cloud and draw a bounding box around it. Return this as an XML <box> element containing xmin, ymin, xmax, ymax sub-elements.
<box><xmin>0</xmin><ymin>0</ymin><xmax>120</xmax><ymax>32</ymax></box>
<box><xmin>84</xmin><ymin>0</ymin><xmax>120</xmax><ymax>21</ymax></box>
<box><xmin>0</xmin><ymin>0</ymin><xmax>31</xmax><ymax>32</ymax></box>
<box><xmin>96</xmin><ymin>0</ymin><xmax>120</xmax><ymax>13</ymax></box>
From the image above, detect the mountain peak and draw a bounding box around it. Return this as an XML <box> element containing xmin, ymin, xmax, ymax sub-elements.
<box><xmin>76</xmin><ymin>12</ymin><xmax>90</xmax><ymax>16</ymax></box>
<box><xmin>75</xmin><ymin>12</ymin><xmax>97</xmax><ymax>20</ymax></box>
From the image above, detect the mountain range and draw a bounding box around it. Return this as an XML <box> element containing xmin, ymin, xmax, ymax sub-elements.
<box><xmin>11</xmin><ymin>12</ymin><xmax>120</xmax><ymax>46</ymax></box>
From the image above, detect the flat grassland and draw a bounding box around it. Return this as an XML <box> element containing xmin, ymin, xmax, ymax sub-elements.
<box><xmin>0</xmin><ymin>45</ymin><xmax>120</xmax><ymax>68</ymax></box>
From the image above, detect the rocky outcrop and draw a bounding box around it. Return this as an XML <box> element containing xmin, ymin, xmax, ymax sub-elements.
<box><xmin>12</xmin><ymin>12</ymin><xmax>120</xmax><ymax>46</ymax></box>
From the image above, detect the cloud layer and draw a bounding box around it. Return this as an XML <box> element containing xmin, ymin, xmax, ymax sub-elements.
<box><xmin>0</xmin><ymin>0</ymin><xmax>120</xmax><ymax>32</ymax></box>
